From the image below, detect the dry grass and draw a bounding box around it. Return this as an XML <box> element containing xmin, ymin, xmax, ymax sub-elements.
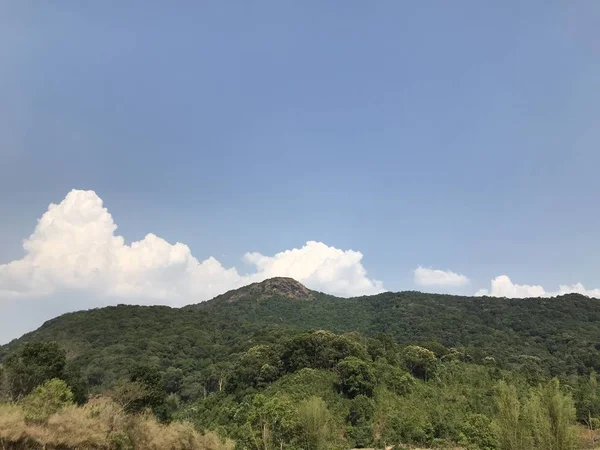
<box><xmin>0</xmin><ymin>403</ymin><xmax>27</xmax><ymax>443</ymax></box>
<box><xmin>577</xmin><ymin>424</ymin><xmax>600</xmax><ymax>450</ymax></box>
<box><xmin>0</xmin><ymin>397</ymin><xmax>234</xmax><ymax>450</ymax></box>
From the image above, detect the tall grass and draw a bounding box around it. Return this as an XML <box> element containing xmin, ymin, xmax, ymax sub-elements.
<box><xmin>494</xmin><ymin>378</ymin><xmax>577</xmax><ymax>450</ymax></box>
<box><xmin>0</xmin><ymin>397</ymin><xmax>233</xmax><ymax>450</ymax></box>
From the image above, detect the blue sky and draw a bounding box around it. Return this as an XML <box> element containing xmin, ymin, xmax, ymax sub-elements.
<box><xmin>1</xmin><ymin>2</ymin><xmax>600</xmax><ymax>342</ymax></box>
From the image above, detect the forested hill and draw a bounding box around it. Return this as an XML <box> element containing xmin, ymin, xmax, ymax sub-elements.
<box><xmin>1</xmin><ymin>277</ymin><xmax>600</xmax><ymax>388</ymax></box>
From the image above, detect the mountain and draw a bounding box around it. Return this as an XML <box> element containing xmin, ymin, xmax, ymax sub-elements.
<box><xmin>2</xmin><ymin>277</ymin><xmax>600</xmax><ymax>390</ymax></box>
<box><xmin>213</xmin><ymin>277</ymin><xmax>315</xmax><ymax>302</ymax></box>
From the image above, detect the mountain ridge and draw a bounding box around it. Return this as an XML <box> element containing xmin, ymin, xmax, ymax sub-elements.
<box><xmin>1</xmin><ymin>277</ymin><xmax>599</xmax><ymax>393</ymax></box>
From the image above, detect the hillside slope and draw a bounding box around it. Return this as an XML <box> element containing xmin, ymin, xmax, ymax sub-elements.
<box><xmin>2</xmin><ymin>277</ymin><xmax>599</xmax><ymax>390</ymax></box>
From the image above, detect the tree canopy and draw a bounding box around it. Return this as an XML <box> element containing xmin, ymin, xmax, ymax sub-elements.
<box><xmin>1</xmin><ymin>279</ymin><xmax>599</xmax><ymax>449</ymax></box>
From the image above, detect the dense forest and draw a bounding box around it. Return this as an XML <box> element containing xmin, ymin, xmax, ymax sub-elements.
<box><xmin>1</xmin><ymin>277</ymin><xmax>600</xmax><ymax>449</ymax></box>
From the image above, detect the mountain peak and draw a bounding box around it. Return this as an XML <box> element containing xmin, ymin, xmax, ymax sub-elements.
<box><xmin>224</xmin><ymin>277</ymin><xmax>314</xmax><ymax>303</ymax></box>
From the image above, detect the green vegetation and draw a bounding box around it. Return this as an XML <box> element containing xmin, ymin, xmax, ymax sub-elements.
<box><xmin>1</xmin><ymin>277</ymin><xmax>600</xmax><ymax>448</ymax></box>
<box><xmin>21</xmin><ymin>378</ymin><xmax>74</xmax><ymax>423</ymax></box>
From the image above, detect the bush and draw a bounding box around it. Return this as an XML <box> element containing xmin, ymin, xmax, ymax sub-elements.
<box><xmin>21</xmin><ymin>378</ymin><xmax>74</xmax><ymax>423</ymax></box>
<box><xmin>460</xmin><ymin>413</ymin><xmax>498</xmax><ymax>450</ymax></box>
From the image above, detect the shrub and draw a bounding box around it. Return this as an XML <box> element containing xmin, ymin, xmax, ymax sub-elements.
<box><xmin>460</xmin><ymin>413</ymin><xmax>498</xmax><ymax>450</ymax></box>
<box><xmin>21</xmin><ymin>378</ymin><xmax>74</xmax><ymax>423</ymax></box>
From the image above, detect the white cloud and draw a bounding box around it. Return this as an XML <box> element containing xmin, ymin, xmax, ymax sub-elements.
<box><xmin>244</xmin><ymin>242</ymin><xmax>383</xmax><ymax>297</ymax></box>
<box><xmin>0</xmin><ymin>190</ymin><xmax>384</xmax><ymax>309</ymax></box>
<box><xmin>476</xmin><ymin>275</ymin><xmax>600</xmax><ymax>298</ymax></box>
<box><xmin>474</xmin><ymin>275</ymin><xmax>545</xmax><ymax>298</ymax></box>
<box><xmin>414</xmin><ymin>266</ymin><xmax>469</xmax><ymax>288</ymax></box>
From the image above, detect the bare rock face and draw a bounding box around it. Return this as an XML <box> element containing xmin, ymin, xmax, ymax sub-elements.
<box><xmin>225</xmin><ymin>277</ymin><xmax>314</xmax><ymax>303</ymax></box>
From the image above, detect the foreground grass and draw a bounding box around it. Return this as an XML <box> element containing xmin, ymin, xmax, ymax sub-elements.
<box><xmin>0</xmin><ymin>397</ymin><xmax>233</xmax><ymax>450</ymax></box>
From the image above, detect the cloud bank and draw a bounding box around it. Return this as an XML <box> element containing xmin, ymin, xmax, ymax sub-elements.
<box><xmin>0</xmin><ymin>190</ymin><xmax>383</xmax><ymax>308</ymax></box>
<box><xmin>412</xmin><ymin>266</ymin><xmax>600</xmax><ymax>299</ymax></box>
<box><xmin>3</xmin><ymin>189</ymin><xmax>600</xmax><ymax>343</ymax></box>
<box><xmin>475</xmin><ymin>275</ymin><xmax>600</xmax><ymax>298</ymax></box>
<box><xmin>414</xmin><ymin>266</ymin><xmax>469</xmax><ymax>288</ymax></box>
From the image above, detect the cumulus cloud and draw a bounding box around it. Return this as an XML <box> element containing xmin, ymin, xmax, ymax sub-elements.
<box><xmin>0</xmin><ymin>190</ymin><xmax>383</xmax><ymax>308</ymax></box>
<box><xmin>476</xmin><ymin>275</ymin><xmax>600</xmax><ymax>298</ymax></box>
<box><xmin>244</xmin><ymin>242</ymin><xmax>383</xmax><ymax>296</ymax></box>
<box><xmin>413</xmin><ymin>266</ymin><xmax>470</xmax><ymax>288</ymax></box>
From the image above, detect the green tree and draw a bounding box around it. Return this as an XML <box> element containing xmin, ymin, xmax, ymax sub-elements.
<box><xmin>336</xmin><ymin>356</ymin><xmax>376</xmax><ymax>398</ymax></box>
<box><xmin>0</xmin><ymin>365</ymin><xmax>9</xmax><ymax>401</ymax></box>
<box><xmin>494</xmin><ymin>381</ymin><xmax>531</xmax><ymax>450</ymax></box>
<box><xmin>281</xmin><ymin>330</ymin><xmax>367</xmax><ymax>372</ymax></box>
<box><xmin>205</xmin><ymin>361</ymin><xmax>234</xmax><ymax>393</ymax></box>
<box><xmin>163</xmin><ymin>367</ymin><xmax>184</xmax><ymax>394</ymax></box>
<box><xmin>4</xmin><ymin>341</ymin><xmax>66</xmax><ymax>399</ymax></box>
<box><xmin>244</xmin><ymin>393</ymin><xmax>299</xmax><ymax>450</ymax></box>
<box><xmin>374</xmin><ymin>359</ymin><xmax>414</xmax><ymax>395</ymax></box>
<box><xmin>421</xmin><ymin>340</ymin><xmax>450</xmax><ymax>358</ymax></box>
<box><xmin>180</xmin><ymin>373</ymin><xmax>204</xmax><ymax>402</ymax></box>
<box><xmin>297</xmin><ymin>396</ymin><xmax>333</xmax><ymax>450</ymax></box>
<box><xmin>127</xmin><ymin>365</ymin><xmax>169</xmax><ymax>421</ymax></box>
<box><xmin>460</xmin><ymin>413</ymin><xmax>498</xmax><ymax>450</ymax></box>
<box><xmin>367</xmin><ymin>333</ymin><xmax>399</xmax><ymax>364</ymax></box>
<box><xmin>347</xmin><ymin>395</ymin><xmax>375</xmax><ymax>447</ymax></box>
<box><xmin>63</xmin><ymin>361</ymin><xmax>89</xmax><ymax>404</ymax></box>
<box><xmin>575</xmin><ymin>370</ymin><xmax>600</xmax><ymax>422</ymax></box>
<box><xmin>230</xmin><ymin>345</ymin><xmax>280</xmax><ymax>393</ymax></box>
<box><xmin>403</xmin><ymin>346</ymin><xmax>438</xmax><ymax>381</ymax></box>
<box><xmin>21</xmin><ymin>378</ymin><xmax>74</xmax><ymax>423</ymax></box>
<box><xmin>518</xmin><ymin>355</ymin><xmax>545</xmax><ymax>385</ymax></box>
<box><xmin>525</xmin><ymin>378</ymin><xmax>577</xmax><ymax>450</ymax></box>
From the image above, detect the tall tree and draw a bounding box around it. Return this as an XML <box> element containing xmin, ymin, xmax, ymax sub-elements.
<box><xmin>127</xmin><ymin>365</ymin><xmax>169</xmax><ymax>421</ymax></box>
<box><xmin>244</xmin><ymin>393</ymin><xmax>298</xmax><ymax>450</ymax></box>
<box><xmin>4</xmin><ymin>342</ymin><xmax>66</xmax><ymax>399</ymax></box>
<box><xmin>526</xmin><ymin>378</ymin><xmax>577</xmax><ymax>450</ymax></box>
<box><xmin>336</xmin><ymin>356</ymin><xmax>376</xmax><ymax>398</ymax></box>
<box><xmin>403</xmin><ymin>346</ymin><xmax>438</xmax><ymax>381</ymax></box>
<box><xmin>494</xmin><ymin>381</ymin><xmax>531</xmax><ymax>450</ymax></box>
<box><xmin>297</xmin><ymin>396</ymin><xmax>333</xmax><ymax>450</ymax></box>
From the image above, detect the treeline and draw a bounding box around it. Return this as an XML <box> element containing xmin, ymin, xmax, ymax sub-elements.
<box><xmin>176</xmin><ymin>330</ymin><xmax>597</xmax><ymax>449</ymax></box>
<box><xmin>3</xmin><ymin>284</ymin><xmax>600</xmax><ymax>402</ymax></box>
<box><xmin>3</xmin><ymin>285</ymin><xmax>600</xmax><ymax>449</ymax></box>
<box><xmin>3</xmin><ymin>332</ymin><xmax>594</xmax><ymax>448</ymax></box>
